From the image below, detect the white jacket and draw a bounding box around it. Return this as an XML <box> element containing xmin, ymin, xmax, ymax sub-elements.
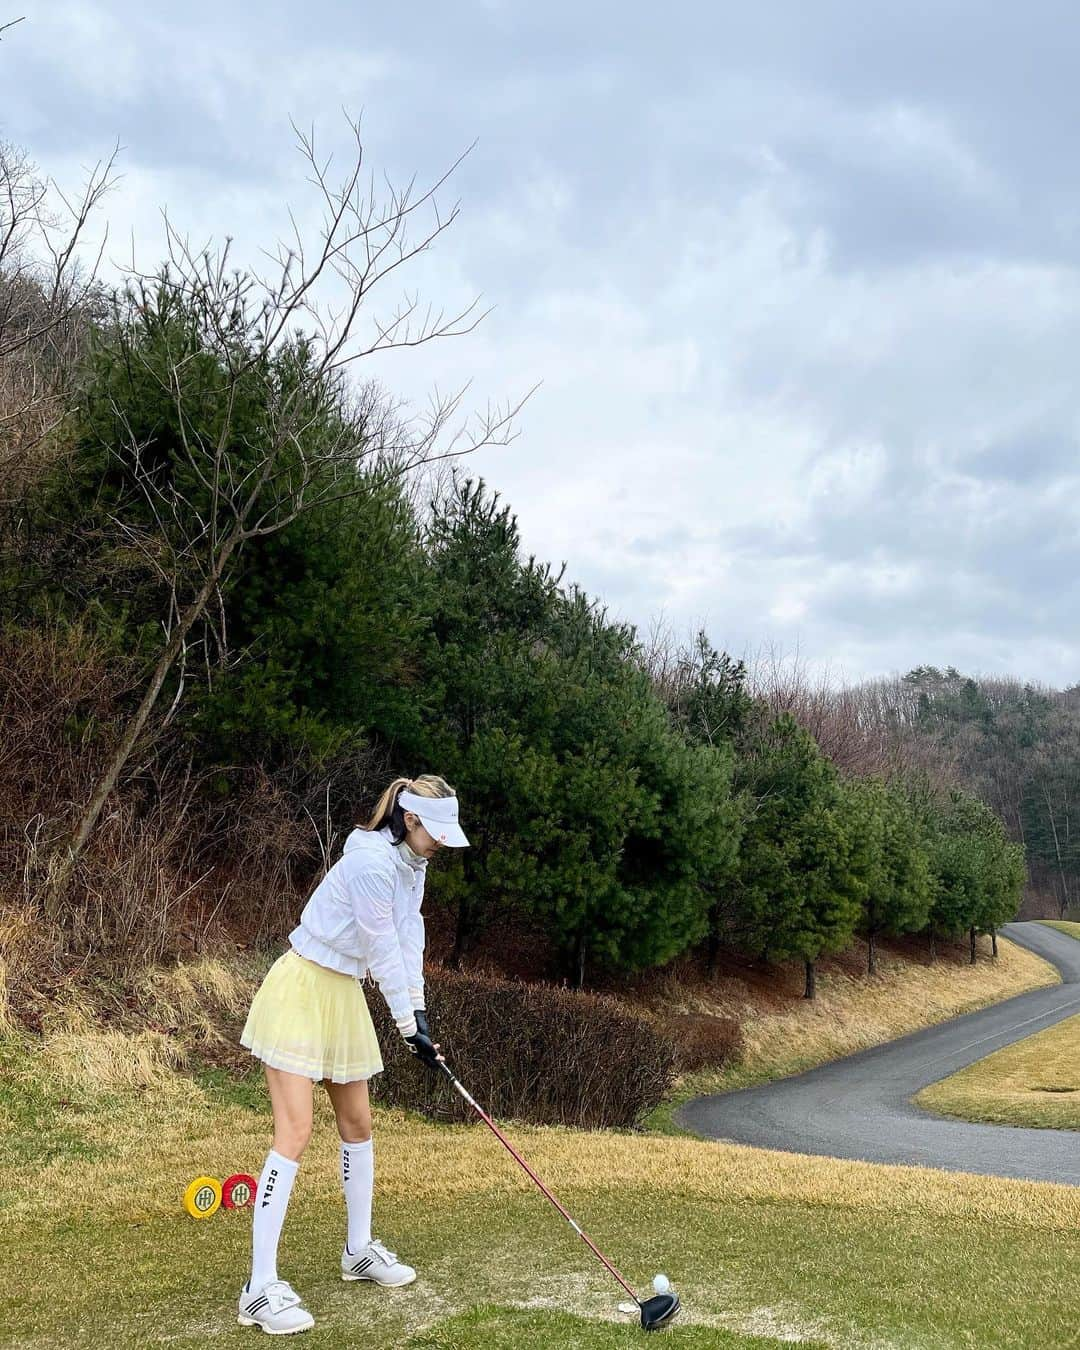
<box><xmin>288</xmin><ymin>825</ymin><xmax>427</xmax><ymax>1038</ymax></box>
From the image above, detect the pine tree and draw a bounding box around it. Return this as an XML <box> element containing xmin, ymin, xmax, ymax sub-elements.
<box><xmin>733</xmin><ymin>715</ymin><xmax>861</xmax><ymax>996</ymax></box>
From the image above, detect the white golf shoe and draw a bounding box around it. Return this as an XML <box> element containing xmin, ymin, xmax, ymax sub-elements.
<box><xmin>237</xmin><ymin>1278</ymin><xmax>315</xmax><ymax>1335</ymax></box>
<box><xmin>341</xmin><ymin>1237</ymin><xmax>416</xmax><ymax>1287</ymax></box>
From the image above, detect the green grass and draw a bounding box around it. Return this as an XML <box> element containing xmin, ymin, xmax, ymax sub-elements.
<box><xmin>407</xmin><ymin>1305</ymin><xmax>827</xmax><ymax>1347</ymax></box>
<box><xmin>0</xmin><ymin>1035</ymin><xmax>117</xmax><ymax>1174</ymax></box>
<box><xmin>4</xmin><ymin>1032</ymin><xmax>1080</xmax><ymax>1349</ymax></box>
<box><xmin>189</xmin><ymin>1062</ymin><xmax>275</xmax><ymax>1114</ymax></box>
<box><xmin>5</xmin><ymin>1168</ymin><xmax>1078</xmax><ymax>1348</ymax></box>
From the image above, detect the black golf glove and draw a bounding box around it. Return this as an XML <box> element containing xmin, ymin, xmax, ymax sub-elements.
<box><xmin>413</xmin><ymin>1008</ymin><xmax>431</xmax><ymax>1039</ymax></box>
<box><xmin>402</xmin><ymin>1027</ymin><xmax>444</xmax><ymax>1072</ymax></box>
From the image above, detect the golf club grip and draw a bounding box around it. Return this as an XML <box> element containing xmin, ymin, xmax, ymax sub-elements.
<box><xmin>437</xmin><ymin>1061</ymin><xmax>640</xmax><ymax>1304</ymax></box>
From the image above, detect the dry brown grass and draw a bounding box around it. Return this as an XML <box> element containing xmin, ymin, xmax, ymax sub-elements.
<box><xmin>0</xmin><ymin>920</ymin><xmax>263</xmax><ymax>1098</ymax></box>
<box><xmin>37</xmin><ymin>1015</ymin><xmax>186</xmax><ymax>1092</ymax></box>
<box><xmin>131</xmin><ymin>952</ymin><xmax>257</xmax><ymax>1045</ymax></box>
<box><xmin>0</xmin><ymin>938</ymin><xmax>1069</xmax><ymax>1233</ymax></box>
<box><xmin>0</xmin><ymin>900</ymin><xmax>38</xmax><ymax>1033</ymax></box>
<box><xmin>661</xmin><ymin>1010</ymin><xmax>744</xmax><ymax>1071</ymax></box>
<box><xmin>917</xmin><ymin>1013</ymin><xmax>1080</xmax><ymax>1130</ymax></box>
<box><xmin>4</xmin><ymin>1022</ymin><xmax>1079</xmax><ymax>1239</ymax></box>
<box><xmin>1042</xmin><ymin>920</ymin><xmax>1080</xmax><ymax>941</ymax></box>
<box><xmin>3</xmin><ymin>927</ymin><xmax>1056</xmax><ymax>1119</ymax></box>
<box><xmin>17</xmin><ymin>955</ymin><xmax>262</xmax><ymax>1094</ymax></box>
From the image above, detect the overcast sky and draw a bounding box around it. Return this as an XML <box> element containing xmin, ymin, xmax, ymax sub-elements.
<box><xmin>6</xmin><ymin>2</ymin><xmax>1080</xmax><ymax>687</ymax></box>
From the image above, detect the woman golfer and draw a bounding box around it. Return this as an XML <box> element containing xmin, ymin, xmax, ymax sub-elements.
<box><xmin>236</xmin><ymin>774</ymin><xmax>468</xmax><ymax>1335</ymax></box>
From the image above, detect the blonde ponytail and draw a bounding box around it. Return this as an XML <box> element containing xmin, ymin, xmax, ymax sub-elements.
<box><xmin>362</xmin><ymin>773</ymin><xmax>458</xmax><ymax>840</ymax></box>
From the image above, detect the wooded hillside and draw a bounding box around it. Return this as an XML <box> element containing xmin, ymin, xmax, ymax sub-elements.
<box><xmin>0</xmin><ymin>132</ymin><xmax>1040</xmax><ymax>1019</ymax></box>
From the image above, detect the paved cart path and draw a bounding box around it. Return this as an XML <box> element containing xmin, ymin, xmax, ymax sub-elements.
<box><xmin>678</xmin><ymin>922</ymin><xmax>1080</xmax><ymax>1185</ymax></box>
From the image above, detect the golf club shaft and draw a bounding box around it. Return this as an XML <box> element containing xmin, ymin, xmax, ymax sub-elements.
<box><xmin>437</xmin><ymin>1061</ymin><xmax>641</xmax><ymax>1304</ymax></box>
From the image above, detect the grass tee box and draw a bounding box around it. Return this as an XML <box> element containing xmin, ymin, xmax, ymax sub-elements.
<box><xmin>407</xmin><ymin>1305</ymin><xmax>830</xmax><ymax>1347</ymax></box>
<box><xmin>3</xmin><ymin>1033</ymin><xmax>1080</xmax><ymax>1349</ymax></box>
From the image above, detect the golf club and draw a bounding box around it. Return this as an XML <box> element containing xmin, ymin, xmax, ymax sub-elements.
<box><xmin>435</xmin><ymin>1058</ymin><xmax>681</xmax><ymax>1332</ymax></box>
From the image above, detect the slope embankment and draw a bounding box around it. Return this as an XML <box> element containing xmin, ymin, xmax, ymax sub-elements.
<box><xmin>644</xmin><ymin>928</ymin><xmax>1059</xmax><ymax>1132</ymax></box>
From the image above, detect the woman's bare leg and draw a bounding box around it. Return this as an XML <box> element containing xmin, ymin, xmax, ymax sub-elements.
<box><xmin>265</xmin><ymin>1065</ymin><xmax>315</xmax><ymax>1159</ymax></box>
<box><xmin>322</xmin><ymin>1077</ymin><xmax>372</xmax><ymax>1143</ymax></box>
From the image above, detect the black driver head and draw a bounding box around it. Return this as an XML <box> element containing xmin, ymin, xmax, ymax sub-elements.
<box><xmin>640</xmin><ymin>1291</ymin><xmax>681</xmax><ymax>1331</ymax></box>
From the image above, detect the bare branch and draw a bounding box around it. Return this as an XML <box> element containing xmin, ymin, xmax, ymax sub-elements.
<box><xmin>34</xmin><ymin>114</ymin><xmax>526</xmax><ymax>898</ymax></box>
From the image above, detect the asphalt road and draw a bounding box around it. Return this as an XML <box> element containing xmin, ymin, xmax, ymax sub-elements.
<box><xmin>677</xmin><ymin>922</ymin><xmax>1080</xmax><ymax>1185</ymax></box>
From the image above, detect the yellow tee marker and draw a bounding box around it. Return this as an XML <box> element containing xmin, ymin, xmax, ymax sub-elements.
<box><xmin>183</xmin><ymin>1175</ymin><xmax>222</xmax><ymax>1219</ymax></box>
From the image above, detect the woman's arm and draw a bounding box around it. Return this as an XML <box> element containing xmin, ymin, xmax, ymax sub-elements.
<box><xmin>347</xmin><ymin>861</ymin><xmax>417</xmax><ymax>1039</ymax></box>
<box><xmin>397</xmin><ymin>888</ymin><xmax>427</xmax><ymax>1013</ymax></box>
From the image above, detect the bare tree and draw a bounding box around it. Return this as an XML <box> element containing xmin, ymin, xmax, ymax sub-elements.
<box><xmin>0</xmin><ymin>138</ymin><xmax>117</xmax><ymax>498</ymax></box>
<box><xmin>42</xmin><ymin>119</ymin><xmax>532</xmax><ymax>913</ymax></box>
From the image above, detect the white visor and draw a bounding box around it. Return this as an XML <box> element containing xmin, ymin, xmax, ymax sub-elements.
<box><xmin>398</xmin><ymin>790</ymin><xmax>470</xmax><ymax>847</ymax></box>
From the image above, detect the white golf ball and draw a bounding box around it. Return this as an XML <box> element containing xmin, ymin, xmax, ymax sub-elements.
<box><xmin>652</xmin><ymin>1273</ymin><xmax>671</xmax><ymax>1295</ymax></box>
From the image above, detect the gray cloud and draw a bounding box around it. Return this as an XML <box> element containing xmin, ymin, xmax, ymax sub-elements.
<box><xmin>6</xmin><ymin>0</ymin><xmax>1080</xmax><ymax>685</ymax></box>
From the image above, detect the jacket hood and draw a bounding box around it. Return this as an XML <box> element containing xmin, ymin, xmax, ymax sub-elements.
<box><xmin>343</xmin><ymin>826</ymin><xmax>388</xmax><ymax>856</ymax></box>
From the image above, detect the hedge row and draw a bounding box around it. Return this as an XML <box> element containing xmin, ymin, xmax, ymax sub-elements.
<box><xmin>367</xmin><ymin>965</ymin><xmax>678</xmax><ymax>1129</ymax></box>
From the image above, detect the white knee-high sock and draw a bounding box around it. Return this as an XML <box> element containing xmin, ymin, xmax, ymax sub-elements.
<box><xmin>341</xmin><ymin>1138</ymin><xmax>374</xmax><ymax>1254</ymax></box>
<box><xmin>250</xmin><ymin>1149</ymin><xmax>299</xmax><ymax>1292</ymax></box>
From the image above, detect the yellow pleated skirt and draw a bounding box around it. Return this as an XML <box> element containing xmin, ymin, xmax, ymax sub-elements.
<box><xmin>239</xmin><ymin>948</ymin><xmax>384</xmax><ymax>1083</ymax></box>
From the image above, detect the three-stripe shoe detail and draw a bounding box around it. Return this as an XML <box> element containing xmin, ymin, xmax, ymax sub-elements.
<box><xmin>237</xmin><ymin>1277</ymin><xmax>313</xmax><ymax>1333</ymax></box>
<box><xmin>341</xmin><ymin>1238</ymin><xmax>416</xmax><ymax>1286</ymax></box>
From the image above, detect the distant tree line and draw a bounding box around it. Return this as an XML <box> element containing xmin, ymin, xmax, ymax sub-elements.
<box><xmin>774</xmin><ymin>664</ymin><xmax>1079</xmax><ymax>921</ymax></box>
<box><xmin>895</xmin><ymin>668</ymin><xmax>1080</xmax><ymax>919</ymax></box>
